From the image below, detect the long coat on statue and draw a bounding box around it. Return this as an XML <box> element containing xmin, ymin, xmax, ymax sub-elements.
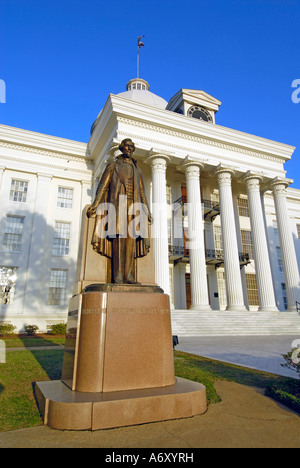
<box><xmin>90</xmin><ymin>155</ymin><xmax>151</xmax><ymax>259</ymax></box>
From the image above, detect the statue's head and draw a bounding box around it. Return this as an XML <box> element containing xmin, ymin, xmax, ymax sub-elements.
<box><xmin>119</xmin><ymin>138</ymin><xmax>136</xmax><ymax>157</ymax></box>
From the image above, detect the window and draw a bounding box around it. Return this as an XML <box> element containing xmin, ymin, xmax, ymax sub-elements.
<box><xmin>53</xmin><ymin>222</ymin><xmax>71</xmax><ymax>256</ymax></box>
<box><xmin>238</xmin><ymin>197</ymin><xmax>249</xmax><ymax>217</ymax></box>
<box><xmin>168</xmin><ymin>218</ymin><xmax>173</xmax><ymax>246</ymax></box>
<box><xmin>281</xmin><ymin>283</ymin><xmax>288</xmax><ymax>310</ymax></box>
<box><xmin>217</xmin><ymin>271</ymin><xmax>227</xmax><ymax>307</ymax></box>
<box><xmin>276</xmin><ymin>246</ymin><xmax>283</xmax><ymax>272</ymax></box>
<box><xmin>241</xmin><ymin>230</ymin><xmax>254</xmax><ymax>259</ymax></box>
<box><xmin>57</xmin><ymin>187</ymin><xmax>73</xmax><ymax>209</ymax></box>
<box><xmin>297</xmin><ymin>224</ymin><xmax>300</xmax><ymax>239</ymax></box>
<box><xmin>214</xmin><ymin>225</ymin><xmax>223</xmax><ymax>251</ymax></box>
<box><xmin>2</xmin><ymin>216</ymin><xmax>24</xmax><ymax>252</ymax></box>
<box><xmin>166</xmin><ymin>185</ymin><xmax>172</xmax><ymax>205</ymax></box>
<box><xmin>0</xmin><ymin>267</ymin><xmax>17</xmax><ymax>305</ymax></box>
<box><xmin>48</xmin><ymin>269</ymin><xmax>68</xmax><ymax>306</ymax></box>
<box><xmin>245</xmin><ymin>273</ymin><xmax>259</xmax><ymax>306</ymax></box>
<box><xmin>9</xmin><ymin>179</ymin><xmax>28</xmax><ymax>203</ymax></box>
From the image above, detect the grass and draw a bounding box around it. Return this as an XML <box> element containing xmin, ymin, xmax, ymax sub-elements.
<box><xmin>0</xmin><ymin>349</ymin><xmax>64</xmax><ymax>432</ymax></box>
<box><xmin>0</xmin><ymin>348</ymin><xmax>299</xmax><ymax>432</ymax></box>
<box><xmin>2</xmin><ymin>334</ymin><xmax>65</xmax><ymax>348</ymax></box>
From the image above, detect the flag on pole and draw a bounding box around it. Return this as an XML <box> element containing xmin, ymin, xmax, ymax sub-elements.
<box><xmin>138</xmin><ymin>35</ymin><xmax>145</xmax><ymax>48</ymax></box>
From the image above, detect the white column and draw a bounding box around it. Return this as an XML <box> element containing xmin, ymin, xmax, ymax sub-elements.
<box><xmin>147</xmin><ymin>153</ymin><xmax>170</xmax><ymax>296</ymax></box>
<box><xmin>244</xmin><ymin>173</ymin><xmax>278</xmax><ymax>311</ymax></box>
<box><xmin>271</xmin><ymin>178</ymin><xmax>300</xmax><ymax>312</ymax></box>
<box><xmin>183</xmin><ymin>160</ymin><xmax>210</xmax><ymax>310</ymax></box>
<box><xmin>215</xmin><ymin>166</ymin><xmax>246</xmax><ymax>311</ymax></box>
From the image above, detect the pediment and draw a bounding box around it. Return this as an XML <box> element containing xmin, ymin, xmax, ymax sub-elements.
<box><xmin>167</xmin><ymin>88</ymin><xmax>222</xmax><ymax>113</ymax></box>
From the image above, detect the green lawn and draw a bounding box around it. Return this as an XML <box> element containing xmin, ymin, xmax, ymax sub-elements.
<box><xmin>2</xmin><ymin>334</ymin><xmax>65</xmax><ymax>348</ymax></box>
<box><xmin>0</xmin><ymin>349</ymin><xmax>64</xmax><ymax>431</ymax></box>
<box><xmin>0</xmin><ymin>348</ymin><xmax>299</xmax><ymax>432</ymax></box>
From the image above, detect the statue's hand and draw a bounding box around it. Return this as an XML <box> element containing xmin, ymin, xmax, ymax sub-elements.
<box><xmin>87</xmin><ymin>205</ymin><xmax>97</xmax><ymax>218</ymax></box>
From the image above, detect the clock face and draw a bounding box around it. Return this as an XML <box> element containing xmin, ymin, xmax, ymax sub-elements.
<box><xmin>187</xmin><ymin>106</ymin><xmax>213</xmax><ymax>122</ymax></box>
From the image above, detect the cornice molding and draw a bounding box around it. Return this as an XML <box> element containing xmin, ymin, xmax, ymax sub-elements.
<box><xmin>117</xmin><ymin>117</ymin><xmax>288</xmax><ymax>165</ymax></box>
<box><xmin>0</xmin><ymin>140</ymin><xmax>90</xmax><ymax>163</ymax></box>
<box><xmin>0</xmin><ymin>153</ymin><xmax>92</xmax><ymax>179</ymax></box>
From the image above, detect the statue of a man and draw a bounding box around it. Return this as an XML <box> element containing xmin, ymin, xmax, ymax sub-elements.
<box><xmin>87</xmin><ymin>139</ymin><xmax>151</xmax><ymax>284</ymax></box>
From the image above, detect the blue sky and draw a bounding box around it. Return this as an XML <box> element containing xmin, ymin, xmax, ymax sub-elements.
<box><xmin>1</xmin><ymin>0</ymin><xmax>300</xmax><ymax>187</ymax></box>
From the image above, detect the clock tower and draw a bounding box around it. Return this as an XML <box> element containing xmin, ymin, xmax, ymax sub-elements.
<box><xmin>166</xmin><ymin>88</ymin><xmax>221</xmax><ymax>123</ymax></box>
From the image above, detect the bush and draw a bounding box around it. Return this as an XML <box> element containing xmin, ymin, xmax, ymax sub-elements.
<box><xmin>265</xmin><ymin>379</ymin><xmax>300</xmax><ymax>414</ymax></box>
<box><xmin>24</xmin><ymin>324</ymin><xmax>39</xmax><ymax>336</ymax></box>
<box><xmin>0</xmin><ymin>323</ymin><xmax>16</xmax><ymax>336</ymax></box>
<box><xmin>48</xmin><ymin>322</ymin><xmax>67</xmax><ymax>335</ymax></box>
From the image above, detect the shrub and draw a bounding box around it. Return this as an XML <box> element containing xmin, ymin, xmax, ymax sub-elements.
<box><xmin>0</xmin><ymin>323</ymin><xmax>16</xmax><ymax>336</ymax></box>
<box><xmin>48</xmin><ymin>322</ymin><xmax>67</xmax><ymax>335</ymax></box>
<box><xmin>265</xmin><ymin>380</ymin><xmax>300</xmax><ymax>414</ymax></box>
<box><xmin>24</xmin><ymin>324</ymin><xmax>39</xmax><ymax>336</ymax></box>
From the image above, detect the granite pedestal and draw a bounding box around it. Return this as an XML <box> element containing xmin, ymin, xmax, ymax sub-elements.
<box><xmin>35</xmin><ymin>284</ymin><xmax>207</xmax><ymax>430</ymax></box>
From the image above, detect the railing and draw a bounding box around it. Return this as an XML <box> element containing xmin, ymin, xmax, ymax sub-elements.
<box><xmin>174</xmin><ymin>197</ymin><xmax>220</xmax><ymax>211</ymax></box>
<box><xmin>168</xmin><ymin>246</ymin><xmax>251</xmax><ymax>266</ymax></box>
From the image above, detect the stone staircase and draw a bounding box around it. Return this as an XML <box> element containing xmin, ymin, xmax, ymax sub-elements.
<box><xmin>171</xmin><ymin>309</ymin><xmax>300</xmax><ymax>336</ymax></box>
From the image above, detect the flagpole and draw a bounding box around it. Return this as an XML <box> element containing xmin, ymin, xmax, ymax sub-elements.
<box><xmin>137</xmin><ymin>43</ymin><xmax>139</xmax><ymax>78</ymax></box>
<box><xmin>137</xmin><ymin>35</ymin><xmax>144</xmax><ymax>79</ymax></box>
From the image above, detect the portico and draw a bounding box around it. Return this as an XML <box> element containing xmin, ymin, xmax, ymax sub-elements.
<box><xmin>1</xmin><ymin>77</ymin><xmax>300</xmax><ymax>334</ymax></box>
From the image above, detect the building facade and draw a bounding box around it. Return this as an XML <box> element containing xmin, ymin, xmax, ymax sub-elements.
<box><xmin>1</xmin><ymin>78</ymin><xmax>300</xmax><ymax>332</ymax></box>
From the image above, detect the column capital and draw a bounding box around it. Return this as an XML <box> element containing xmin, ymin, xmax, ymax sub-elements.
<box><xmin>242</xmin><ymin>171</ymin><xmax>263</xmax><ymax>191</ymax></box>
<box><xmin>242</xmin><ymin>170</ymin><xmax>264</xmax><ymax>182</ymax></box>
<box><xmin>177</xmin><ymin>156</ymin><xmax>206</xmax><ymax>173</ymax></box>
<box><xmin>109</xmin><ymin>140</ymin><xmax>120</xmax><ymax>159</ymax></box>
<box><xmin>145</xmin><ymin>150</ymin><xmax>170</xmax><ymax>171</ymax></box>
<box><xmin>269</xmin><ymin>176</ymin><xmax>293</xmax><ymax>192</ymax></box>
<box><xmin>214</xmin><ymin>164</ymin><xmax>235</xmax><ymax>177</ymax></box>
<box><xmin>214</xmin><ymin>164</ymin><xmax>235</xmax><ymax>186</ymax></box>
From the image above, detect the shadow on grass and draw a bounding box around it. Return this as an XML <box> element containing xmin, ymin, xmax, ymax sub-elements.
<box><xmin>0</xmin><ymin>383</ymin><xmax>4</xmax><ymax>395</ymax></box>
<box><xmin>175</xmin><ymin>351</ymin><xmax>293</xmax><ymax>389</ymax></box>
<box><xmin>30</xmin><ymin>349</ymin><xmax>64</xmax><ymax>381</ymax></box>
<box><xmin>18</xmin><ymin>334</ymin><xmax>65</xmax><ymax>349</ymax></box>
<box><xmin>16</xmin><ymin>335</ymin><xmax>65</xmax><ymax>380</ymax></box>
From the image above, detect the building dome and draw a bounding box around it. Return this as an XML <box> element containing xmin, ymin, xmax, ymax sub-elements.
<box><xmin>117</xmin><ymin>78</ymin><xmax>168</xmax><ymax>110</ymax></box>
<box><xmin>91</xmin><ymin>78</ymin><xmax>167</xmax><ymax>134</ymax></box>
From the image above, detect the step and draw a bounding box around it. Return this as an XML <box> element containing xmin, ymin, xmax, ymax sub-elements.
<box><xmin>171</xmin><ymin>309</ymin><xmax>300</xmax><ymax>336</ymax></box>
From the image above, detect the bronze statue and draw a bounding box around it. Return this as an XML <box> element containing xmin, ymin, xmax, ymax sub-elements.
<box><xmin>87</xmin><ymin>139</ymin><xmax>151</xmax><ymax>284</ymax></box>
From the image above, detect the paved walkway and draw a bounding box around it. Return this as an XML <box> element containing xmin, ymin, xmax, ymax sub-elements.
<box><xmin>1</xmin><ymin>380</ymin><xmax>300</xmax><ymax>448</ymax></box>
<box><xmin>2</xmin><ymin>335</ymin><xmax>300</xmax><ymax>448</ymax></box>
<box><xmin>176</xmin><ymin>335</ymin><xmax>300</xmax><ymax>379</ymax></box>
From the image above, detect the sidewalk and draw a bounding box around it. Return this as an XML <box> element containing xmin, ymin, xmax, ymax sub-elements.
<box><xmin>176</xmin><ymin>335</ymin><xmax>300</xmax><ymax>379</ymax></box>
<box><xmin>1</xmin><ymin>335</ymin><xmax>300</xmax><ymax>447</ymax></box>
<box><xmin>0</xmin><ymin>380</ymin><xmax>300</xmax><ymax>448</ymax></box>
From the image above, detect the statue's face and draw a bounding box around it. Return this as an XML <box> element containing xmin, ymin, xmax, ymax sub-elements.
<box><xmin>122</xmin><ymin>141</ymin><xmax>135</xmax><ymax>158</ymax></box>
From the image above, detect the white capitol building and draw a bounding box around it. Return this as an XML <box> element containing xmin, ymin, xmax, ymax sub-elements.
<box><xmin>1</xmin><ymin>77</ymin><xmax>300</xmax><ymax>335</ymax></box>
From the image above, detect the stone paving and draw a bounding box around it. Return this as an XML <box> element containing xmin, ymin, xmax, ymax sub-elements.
<box><xmin>176</xmin><ymin>334</ymin><xmax>300</xmax><ymax>378</ymax></box>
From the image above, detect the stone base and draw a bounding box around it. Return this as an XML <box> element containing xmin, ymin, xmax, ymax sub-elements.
<box><xmin>61</xmin><ymin>288</ymin><xmax>175</xmax><ymax>393</ymax></box>
<box><xmin>34</xmin><ymin>377</ymin><xmax>207</xmax><ymax>431</ymax></box>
